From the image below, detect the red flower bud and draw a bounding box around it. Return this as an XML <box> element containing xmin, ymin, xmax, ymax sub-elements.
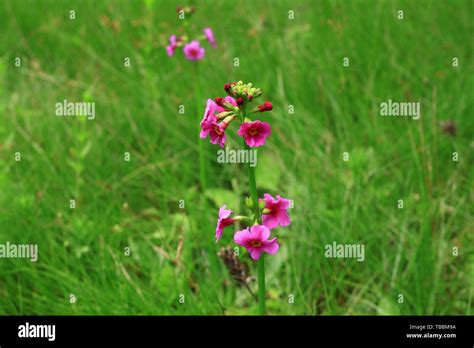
<box><xmin>237</xmin><ymin>97</ymin><xmax>244</xmax><ymax>105</ymax></box>
<box><xmin>215</xmin><ymin>97</ymin><xmax>224</xmax><ymax>106</ymax></box>
<box><xmin>258</xmin><ymin>101</ymin><xmax>273</xmax><ymax>112</ymax></box>
<box><xmin>224</xmin><ymin>83</ymin><xmax>231</xmax><ymax>91</ymax></box>
<box><xmin>248</xmin><ymin>95</ymin><xmax>253</xmax><ymax>101</ymax></box>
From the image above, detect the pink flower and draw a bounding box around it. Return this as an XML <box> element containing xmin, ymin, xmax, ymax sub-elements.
<box><xmin>200</xmin><ymin>99</ymin><xmax>230</xmax><ymax>148</ymax></box>
<box><xmin>208</xmin><ymin>121</ymin><xmax>227</xmax><ymax>148</ymax></box>
<box><xmin>200</xmin><ymin>99</ymin><xmax>219</xmax><ymax>137</ymax></box>
<box><xmin>203</xmin><ymin>28</ymin><xmax>217</xmax><ymax>48</ymax></box>
<box><xmin>167</xmin><ymin>35</ymin><xmax>178</xmax><ymax>56</ymax></box>
<box><xmin>216</xmin><ymin>205</ymin><xmax>235</xmax><ymax>241</ymax></box>
<box><xmin>183</xmin><ymin>40</ymin><xmax>205</xmax><ymax>60</ymax></box>
<box><xmin>234</xmin><ymin>225</ymin><xmax>279</xmax><ymax>260</ymax></box>
<box><xmin>261</xmin><ymin>193</ymin><xmax>291</xmax><ymax>229</ymax></box>
<box><xmin>237</xmin><ymin>120</ymin><xmax>271</xmax><ymax>147</ymax></box>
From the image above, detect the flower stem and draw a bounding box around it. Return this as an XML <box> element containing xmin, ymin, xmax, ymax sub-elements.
<box><xmin>247</xmin><ymin>158</ymin><xmax>259</xmax><ymax>218</ymax></box>
<box><xmin>242</xmin><ymin>104</ymin><xmax>265</xmax><ymax>315</ymax></box>
<box><xmin>193</xmin><ymin>63</ymin><xmax>207</xmax><ymax>191</ymax></box>
<box><xmin>257</xmin><ymin>254</ymin><xmax>266</xmax><ymax>315</ymax></box>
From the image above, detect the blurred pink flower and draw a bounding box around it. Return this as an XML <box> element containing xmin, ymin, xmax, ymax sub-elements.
<box><xmin>203</xmin><ymin>28</ymin><xmax>217</xmax><ymax>48</ymax></box>
<box><xmin>183</xmin><ymin>40</ymin><xmax>205</xmax><ymax>60</ymax></box>
<box><xmin>234</xmin><ymin>225</ymin><xmax>279</xmax><ymax>260</ymax></box>
<box><xmin>237</xmin><ymin>120</ymin><xmax>271</xmax><ymax>147</ymax></box>
<box><xmin>262</xmin><ymin>193</ymin><xmax>291</xmax><ymax>229</ymax></box>
<box><xmin>166</xmin><ymin>35</ymin><xmax>178</xmax><ymax>56</ymax></box>
<box><xmin>216</xmin><ymin>205</ymin><xmax>235</xmax><ymax>241</ymax></box>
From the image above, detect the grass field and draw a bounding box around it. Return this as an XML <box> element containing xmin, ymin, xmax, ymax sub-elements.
<box><xmin>0</xmin><ymin>0</ymin><xmax>472</xmax><ymax>315</ymax></box>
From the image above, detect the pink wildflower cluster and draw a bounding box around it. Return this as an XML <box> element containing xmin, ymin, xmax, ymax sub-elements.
<box><xmin>215</xmin><ymin>193</ymin><xmax>291</xmax><ymax>261</ymax></box>
<box><xmin>200</xmin><ymin>81</ymin><xmax>274</xmax><ymax>149</ymax></box>
<box><xmin>166</xmin><ymin>8</ymin><xmax>217</xmax><ymax>61</ymax></box>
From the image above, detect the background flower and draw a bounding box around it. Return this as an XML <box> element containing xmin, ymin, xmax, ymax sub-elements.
<box><xmin>183</xmin><ymin>40</ymin><xmax>205</xmax><ymax>60</ymax></box>
<box><xmin>166</xmin><ymin>35</ymin><xmax>178</xmax><ymax>56</ymax></box>
<box><xmin>203</xmin><ymin>28</ymin><xmax>217</xmax><ymax>48</ymax></box>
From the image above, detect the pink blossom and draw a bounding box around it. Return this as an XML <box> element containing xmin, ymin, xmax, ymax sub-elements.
<box><xmin>201</xmin><ymin>115</ymin><xmax>227</xmax><ymax>148</ymax></box>
<box><xmin>215</xmin><ymin>205</ymin><xmax>235</xmax><ymax>241</ymax></box>
<box><xmin>200</xmin><ymin>99</ymin><xmax>219</xmax><ymax>137</ymax></box>
<box><xmin>209</xmin><ymin>121</ymin><xmax>227</xmax><ymax>148</ymax></box>
<box><xmin>203</xmin><ymin>28</ymin><xmax>217</xmax><ymax>48</ymax></box>
<box><xmin>200</xmin><ymin>99</ymin><xmax>230</xmax><ymax>148</ymax></box>
<box><xmin>237</xmin><ymin>120</ymin><xmax>271</xmax><ymax>147</ymax></box>
<box><xmin>167</xmin><ymin>35</ymin><xmax>178</xmax><ymax>56</ymax></box>
<box><xmin>183</xmin><ymin>40</ymin><xmax>205</xmax><ymax>60</ymax></box>
<box><xmin>234</xmin><ymin>225</ymin><xmax>279</xmax><ymax>260</ymax></box>
<box><xmin>261</xmin><ymin>193</ymin><xmax>291</xmax><ymax>229</ymax></box>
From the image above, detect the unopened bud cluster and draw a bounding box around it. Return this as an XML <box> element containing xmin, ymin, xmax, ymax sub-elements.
<box><xmin>200</xmin><ymin>81</ymin><xmax>274</xmax><ymax>149</ymax></box>
<box><xmin>225</xmin><ymin>81</ymin><xmax>263</xmax><ymax>102</ymax></box>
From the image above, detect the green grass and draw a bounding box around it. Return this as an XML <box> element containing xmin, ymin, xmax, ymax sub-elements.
<box><xmin>0</xmin><ymin>0</ymin><xmax>472</xmax><ymax>315</ymax></box>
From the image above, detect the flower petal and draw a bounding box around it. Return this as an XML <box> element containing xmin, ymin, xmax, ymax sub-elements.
<box><xmin>234</xmin><ymin>228</ymin><xmax>251</xmax><ymax>246</ymax></box>
<box><xmin>249</xmin><ymin>248</ymin><xmax>263</xmax><ymax>260</ymax></box>
<box><xmin>262</xmin><ymin>238</ymin><xmax>279</xmax><ymax>254</ymax></box>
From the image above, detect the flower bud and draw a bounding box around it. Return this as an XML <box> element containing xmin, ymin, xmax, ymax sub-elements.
<box><xmin>245</xmin><ymin>196</ymin><xmax>253</xmax><ymax>209</ymax></box>
<box><xmin>232</xmin><ymin>215</ymin><xmax>249</xmax><ymax>223</ymax></box>
<box><xmin>237</xmin><ymin>97</ymin><xmax>244</xmax><ymax>105</ymax></box>
<box><xmin>224</xmin><ymin>83</ymin><xmax>231</xmax><ymax>92</ymax></box>
<box><xmin>223</xmin><ymin>101</ymin><xmax>239</xmax><ymax>112</ymax></box>
<box><xmin>222</xmin><ymin>114</ymin><xmax>237</xmax><ymax>124</ymax></box>
<box><xmin>215</xmin><ymin>97</ymin><xmax>224</xmax><ymax>106</ymax></box>
<box><xmin>216</xmin><ymin>111</ymin><xmax>234</xmax><ymax>120</ymax></box>
<box><xmin>258</xmin><ymin>101</ymin><xmax>273</xmax><ymax>112</ymax></box>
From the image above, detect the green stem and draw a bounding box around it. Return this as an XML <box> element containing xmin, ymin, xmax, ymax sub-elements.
<box><xmin>242</xmin><ymin>104</ymin><xmax>265</xmax><ymax>315</ymax></box>
<box><xmin>247</xmin><ymin>156</ymin><xmax>259</xmax><ymax>218</ymax></box>
<box><xmin>257</xmin><ymin>254</ymin><xmax>266</xmax><ymax>315</ymax></box>
<box><xmin>193</xmin><ymin>63</ymin><xmax>207</xmax><ymax>191</ymax></box>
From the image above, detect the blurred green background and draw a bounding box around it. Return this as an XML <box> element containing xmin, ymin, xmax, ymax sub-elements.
<box><xmin>0</xmin><ymin>0</ymin><xmax>472</xmax><ymax>315</ymax></box>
